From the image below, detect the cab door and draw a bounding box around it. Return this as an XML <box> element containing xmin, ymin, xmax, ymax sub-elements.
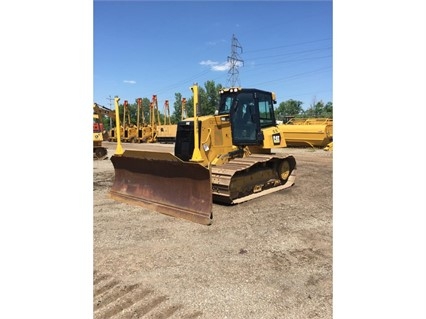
<box><xmin>229</xmin><ymin>91</ymin><xmax>262</xmax><ymax>146</ymax></box>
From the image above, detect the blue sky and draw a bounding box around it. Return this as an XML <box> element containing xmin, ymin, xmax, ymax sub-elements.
<box><xmin>94</xmin><ymin>1</ymin><xmax>332</xmax><ymax>111</ymax></box>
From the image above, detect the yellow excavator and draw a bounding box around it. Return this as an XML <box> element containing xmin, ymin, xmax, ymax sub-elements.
<box><xmin>109</xmin><ymin>84</ymin><xmax>297</xmax><ymax>225</ymax></box>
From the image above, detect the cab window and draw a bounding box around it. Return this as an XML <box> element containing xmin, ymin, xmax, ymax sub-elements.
<box><xmin>257</xmin><ymin>92</ymin><xmax>275</xmax><ymax>128</ymax></box>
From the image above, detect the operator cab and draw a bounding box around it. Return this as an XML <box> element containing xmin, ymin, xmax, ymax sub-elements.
<box><xmin>219</xmin><ymin>88</ymin><xmax>277</xmax><ymax>146</ymax></box>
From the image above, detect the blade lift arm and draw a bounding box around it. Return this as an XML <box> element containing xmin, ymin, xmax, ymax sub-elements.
<box><xmin>114</xmin><ymin>97</ymin><xmax>124</xmax><ymax>155</ymax></box>
<box><xmin>190</xmin><ymin>84</ymin><xmax>204</xmax><ymax>163</ymax></box>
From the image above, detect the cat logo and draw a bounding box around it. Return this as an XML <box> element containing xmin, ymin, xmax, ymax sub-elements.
<box><xmin>272</xmin><ymin>133</ymin><xmax>281</xmax><ymax>145</ymax></box>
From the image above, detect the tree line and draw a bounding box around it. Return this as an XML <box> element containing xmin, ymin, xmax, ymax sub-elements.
<box><xmin>275</xmin><ymin>99</ymin><xmax>333</xmax><ymax>122</ymax></box>
<box><xmin>98</xmin><ymin>80</ymin><xmax>332</xmax><ymax>130</ymax></box>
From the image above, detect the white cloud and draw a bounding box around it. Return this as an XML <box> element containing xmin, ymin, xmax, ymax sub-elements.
<box><xmin>199</xmin><ymin>60</ymin><xmax>218</xmax><ymax>66</ymax></box>
<box><xmin>123</xmin><ymin>80</ymin><xmax>136</xmax><ymax>84</ymax></box>
<box><xmin>211</xmin><ymin>62</ymin><xmax>231</xmax><ymax>71</ymax></box>
<box><xmin>200</xmin><ymin>60</ymin><xmax>235</xmax><ymax>72</ymax></box>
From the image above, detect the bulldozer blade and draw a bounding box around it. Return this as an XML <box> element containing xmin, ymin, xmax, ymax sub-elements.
<box><xmin>110</xmin><ymin>150</ymin><xmax>213</xmax><ymax>225</ymax></box>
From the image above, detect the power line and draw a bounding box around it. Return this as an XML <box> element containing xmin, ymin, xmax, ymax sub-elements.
<box><xmin>244</xmin><ymin>38</ymin><xmax>332</xmax><ymax>54</ymax></box>
<box><xmin>245</xmin><ymin>46</ymin><xmax>332</xmax><ymax>61</ymax></box>
<box><xmin>250</xmin><ymin>66</ymin><xmax>332</xmax><ymax>87</ymax></box>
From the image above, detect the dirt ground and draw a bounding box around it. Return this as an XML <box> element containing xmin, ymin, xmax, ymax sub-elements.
<box><xmin>93</xmin><ymin>142</ymin><xmax>333</xmax><ymax>319</ymax></box>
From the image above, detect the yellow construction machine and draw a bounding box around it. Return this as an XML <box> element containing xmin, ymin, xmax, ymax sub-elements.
<box><xmin>121</xmin><ymin>100</ymin><xmax>138</xmax><ymax>143</ymax></box>
<box><xmin>93</xmin><ymin>113</ymin><xmax>108</xmax><ymax>160</ymax></box>
<box><xmin>135</xmin><ymin>97</ymin><xmax>151</xmax><ymax>143</ymax></box>
<box><xmin>324</xmin><ymin>141</ymin><xmax>333</xmax><ymax>152</ymax></box>
<box><xmin>135</xmin><ymin>95</ymin><xmax>159</xmax><ymax>143</ymax></box>
<box><xmin>157</xmin><ymin>100</ymin><xmax>177</xmax><ymax>143</ymax></box>
<box><xmin>109</xmin><ymin>85</ymin><xmax>297</xmax><ymax>225</ymax></box>
<box><xmin>281</xmin><ymin>117</ymin><xmax>333</xmax><ymax>148</ymax></box>
<box><xmin>93</xmin><ymin>103</ymin><xmax>115</xmax><ymax>160</ymax></box>
<box><xmin>146</xmin><ymin>95</ymin><xmax>159</xmax><ymax>143</ymax></box>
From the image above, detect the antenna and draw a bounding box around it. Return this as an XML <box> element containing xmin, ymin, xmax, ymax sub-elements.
<box><xmin>227</xmin><ymin>34</ymin><xmax>244</xmax><ymax>87</ymax></box>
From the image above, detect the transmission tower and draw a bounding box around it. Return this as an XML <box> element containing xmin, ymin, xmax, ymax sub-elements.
<box><xmin>106</xmin><ymin>95</ymin><xmax>114</xmax><ymax>109</ymax></box>
<box><xmin>106</xmin><ymin>95</ymin><xmax>114</xmax><ymax>128</ymax></box>
<box><xmin>227</xmin><ymin>34</ymin><xmax>244</xmax><ymax>87</ymax></box>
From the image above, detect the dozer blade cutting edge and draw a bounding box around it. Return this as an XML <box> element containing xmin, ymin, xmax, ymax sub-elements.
<box><xmin>110</xmin><ymin>150</ymin><xmax>213</xmax><ymax>225</ymax></box>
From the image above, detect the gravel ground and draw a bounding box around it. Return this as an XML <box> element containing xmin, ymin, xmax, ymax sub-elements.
<box><xmin>93</xmin><ymin>142</ymin><xmax>333</xmax><ymax>319</ymax></box>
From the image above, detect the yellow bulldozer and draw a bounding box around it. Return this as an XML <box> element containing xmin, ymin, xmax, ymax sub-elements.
<box><xmin>109</xmin><ymin>85</ymin><xmax>297</xmax><ymax>225</ymax></box>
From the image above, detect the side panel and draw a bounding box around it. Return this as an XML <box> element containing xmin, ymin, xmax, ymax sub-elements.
<box><xmin>261</xmin><ymin>126</ymin><xmax>288</xmax><ymax>148</ymax></box>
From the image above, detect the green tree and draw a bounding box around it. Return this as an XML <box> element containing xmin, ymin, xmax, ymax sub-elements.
<box><xmin>140</xmin><ymin>97</ymin><xmax>151</xmax><ymax>125</ymax></box>
<box><xmin>185</xmin><ymin>86</ymin><xmax>205</xmax><ymax>117</ymax></box>
<box><xmin>275</xmin><ymin>99</ymin><xmax>303</xmax><ymax>121</ymax></box>
<box><xmin>204</xmin><ymin>80</ymin><xmax>223</xmax><ymax>115</ymax></box>
<box><xmin>323</xmin><ymin>102</ymin><xmax>333</xmax><ymax>118</ymax></box>
<box><xmin>126</xmin><ymin>100</ymin><xmax>137</xmax><ymax>125</ymax></box>
<box><xmin>172</xmin><ymin>92</ymin><xmax>183</xmax><ymax>123</ymax></box>
<box><xmin>304</xmin><ymin>100</ymin><xmax>333</xmax><ymax>118</ymax></box>
<box><xmin>180</xmin><ymin>81</ymin><xmax>223</xmax><ymax>118</ymax></box>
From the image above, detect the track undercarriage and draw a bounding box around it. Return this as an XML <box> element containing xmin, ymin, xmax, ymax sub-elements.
<box><xmin>211</xmin><ymin>153</ymin><xmax>296</xmax><ymax>204</ymax></box>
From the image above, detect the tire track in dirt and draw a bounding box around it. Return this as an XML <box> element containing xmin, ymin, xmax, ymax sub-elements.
<box><xmin>94</xmin><ymin>272</ymin><xmax>203</xmax><ymax>319</ymax></box>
